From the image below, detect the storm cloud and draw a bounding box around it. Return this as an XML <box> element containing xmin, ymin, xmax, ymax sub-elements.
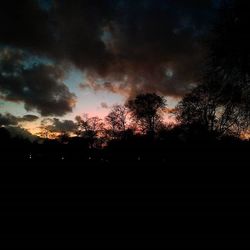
<box><xmin>0</xmin><ymin>113</ymin><xmax>18</xmax><ymax>126</ymax></box>
<box><xmin>0</xmin><ymin>0</ymin><xmax>218</xmax><ymax>105</ymax></box>
<box><xmin>0</xmin><ymin>48</ymin><xmax>76</xmax><ymax>116</ymax></box>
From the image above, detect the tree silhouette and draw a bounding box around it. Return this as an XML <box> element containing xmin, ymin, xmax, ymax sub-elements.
<box><xmin>75</xmin><ymin>114</ymin><xmax>104</xmax><ymax>148</ymax></box>
<box><xmin>208</xmin><ymin>0</ymin><xmax>250</xmax><ymax>85</ymax></box>
<box><xmin>105</xmin><ymin>104</ymin><xmax>128</xmax><ymax>139</ymax></box>
<box><xmin>127</xmin><ymin>93</ymin><xmax>166</xmax><ymax>135</ymax></box>
<box><xmin>39</xmin><ymin>118</ymin><xmax>54</xmax><ymax>139</ymax></box>
<box><xmin>175</xmin><ymin>84</ymin><xmax>248</xmax><ymax>137</ymax></box>
<box><xmin>203</xmin><ymin>0</ymin><xmax>250</xmax><ymax>133</ymax></box>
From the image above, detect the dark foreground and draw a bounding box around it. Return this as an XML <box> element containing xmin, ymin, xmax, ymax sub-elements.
<box><xmin>1</xmin><ymin>142</ymin><xmax>249</xmax><ymax>248</ymax></box>
<box><xmin>1</xmin><ymin>139</ymin><xmax>249</xmax><ymax>187</ymax></box>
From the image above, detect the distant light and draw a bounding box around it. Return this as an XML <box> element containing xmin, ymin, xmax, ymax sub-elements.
<box><xmin>88</xmin><ymin>156</ymin><xmax>91</xmax><ymax>160</ymax></box>
<box><xmin>23</xmin><ymin>86</ymin><xmax>29</xmax><ymax>92</ymax></box>
<box><xmin>165</xmin><ymin>68</ymin><xmax>174</xmax><ymax>78</ymax></box>
<box><xmin>137</xmin><ymin>156</ymin><xmax>141</xmax><ymax>161</ymax></box>
<box><xmin>29</xmin><ymin>154</ymin><xmax>32</xmax><ymax>160</ymax></box>
<box><xmin>61</xmin><ymin>156</ymin><xmax>64</xmax><ymax>160</ymax></box>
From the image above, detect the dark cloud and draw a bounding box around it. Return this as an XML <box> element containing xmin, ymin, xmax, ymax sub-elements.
<box><xmin>51</xmin><ymin>0</ymin><xmax>113</xmax><ymax>73</ymax></box>
<box><xmin>0</xmin><ymin>113</ymin><xmax>18</xmax><ymax>126</ymax></box>
<box><xmin>19</xmin><ymin>115</ymin><xmax>39</xmax><ymax>122</ymax></box>
<box><xmin>0</xmin><ymin>0</ymin><xmax>53</xmax><ymax>55</ymax></box>
<box><xmin>43</xmin><ymin>118</ymin><xmax>77</xmax><ymax>133</ymax></box>
<box><xmin>5</xmin><ymin>126</ymin><xmax>38</xmax><ymax>142</ymax></box>
<box><xmin>0</xmin><ymin>113</ymin><xmax>39</xmax><ymax>126</ymax></box>
<box><xmin>87</xmin><ymin>0</ymin><xmax>215</xmax><ymax>97</ymax></box>
<box><xmin>0</xmin><ymin>48</ymin><xmax>76</xmax><ymax>116</ymax></box>
<box><xmin>0</xmin><ymin>0</ymin><xmax>218</xmax><ymax>99</ymax></box>
<box><xmin>100</xmin><ymin>102</ymin><xmax>109</xmax><ymax>109</ymax></box>
<box><xmin>0</xmin><ymin>0</ymin><xmax>112</xmax><ymax>70</ymax></box>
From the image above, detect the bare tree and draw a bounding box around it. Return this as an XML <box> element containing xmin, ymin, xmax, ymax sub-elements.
<box><xmin>75</xmin><ymin>114</ymin><xmax>104</xmax><ymax>148</ymax></box>
<box><xmin>175</xmin><ymin>84</ymin><xmax>249</xmax><ymax>137</ymax></box>
<box><xmin>105</xmin><ymin>104</ymin><xmax>128</xmax><ymax>138</ymax></box>
<box><xmin>39</xmin><ymin>118</ymin><xmax>54</xmax><ymax>139</ymax></box>
<box><xmin>197</xmin><ymin>0</ymin><xmax>250</xmax><ymax>135</ymax></box>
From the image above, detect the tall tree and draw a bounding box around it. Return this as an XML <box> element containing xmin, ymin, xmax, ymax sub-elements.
<box><xmin>183</xmin><ymin>0</ymin><xmax>250</xmax><ymax>138</ymax></box>
<box><xmin>203</xmin><ymin>0</ymin><xmax>250</xmax><ymax>128</ymax></box>
<box><xmin>105</xmin><ymin>104</ymin><xmax>128</xmax><ymax>139</ymax></box>
<box><xmin>127</xmin><ymin>93</ymin><xmax>166</xmax><ymax>134</ymax></box>
<box><xmin>208</xmin><ymin>0</ymin><xmax>250</xmax><ymax>84</ymax></box>
<box><xmin>175</xmin><ymin>84</ymin><xmax>249</xmax><ymax>137</ymax></box>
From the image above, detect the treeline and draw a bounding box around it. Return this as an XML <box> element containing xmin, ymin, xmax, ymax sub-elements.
<box><xmin>0</xmin><ymin>102</ymin><xmax>249</xmax><ymax>163</ymax></box>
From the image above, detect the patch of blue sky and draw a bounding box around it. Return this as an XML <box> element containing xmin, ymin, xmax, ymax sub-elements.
<box><xmin>22</xmin><ymin>55</ymin><xmax>53</xmax><ymax>69</ymax></box>
<box><xmin>64</xmin><ymin>68</ymin><xmax>85</xmax><ymax>92</ymax></box>
<box><xmin>66</xmin><ymin>88</ymin><xmax>125</xmax><ymax>120</ymax></box>
<box><xmin>63</xmin><ymin>68</ymin><xmax>125</xmax><ymax>119</ymax></box>
<box><xmin>0</xmin><ymin>100</ymin><xmax>29</xmax><ymax>117</ymax></box>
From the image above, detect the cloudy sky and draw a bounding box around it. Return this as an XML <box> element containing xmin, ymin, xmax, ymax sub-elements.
<box><xmin>0</xmin><ymin>0</ymin><xmax>220</xmax><ymax>133</ymax></box>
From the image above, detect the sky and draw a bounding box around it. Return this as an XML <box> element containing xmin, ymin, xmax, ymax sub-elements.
<box><xmin>0</xmin><ymin>0</ymin><xmax>220</xmax><ymax>134</ymax></box>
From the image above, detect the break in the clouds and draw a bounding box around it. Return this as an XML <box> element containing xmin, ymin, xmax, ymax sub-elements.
<box><xmin>0</xmin><ymin>0</ymin><xmax>218</xmax><ymax>115</ymax></box>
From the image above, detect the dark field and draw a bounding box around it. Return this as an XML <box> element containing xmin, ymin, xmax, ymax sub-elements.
<box><xmin>1</xmin><ymin>145</ymin><xmax>249</xmax><ymax>247</ymax></box>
